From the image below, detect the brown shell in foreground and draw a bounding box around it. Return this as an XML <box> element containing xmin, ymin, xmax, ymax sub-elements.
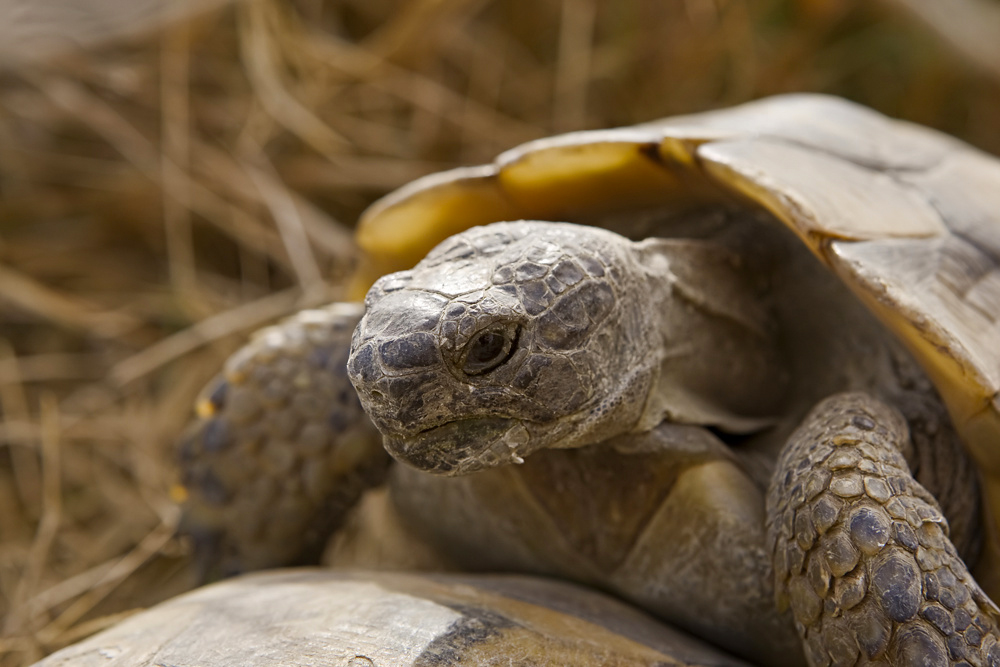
<box><xmin>31</xmin><ymin>570</ymin><xmax>748</xmax><ymax>667</ymax></box>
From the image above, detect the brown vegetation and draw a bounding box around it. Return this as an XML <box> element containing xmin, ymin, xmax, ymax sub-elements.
<box><xmin>1</xmin><ymin>0</ymin><xmax>998</xmax><ymax>664</ymax></box>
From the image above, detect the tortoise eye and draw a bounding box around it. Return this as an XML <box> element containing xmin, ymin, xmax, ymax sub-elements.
<box><xmin>463</xmin><ymin>328</ymin><xmax>516</xmax><ymax>375</ymax></box>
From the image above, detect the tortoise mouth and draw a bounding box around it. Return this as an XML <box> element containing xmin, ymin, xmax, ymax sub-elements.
<box><xmin>383</xmin><ymin>417</ymin><xmax>518</xmax><ymax>476</ymax></box>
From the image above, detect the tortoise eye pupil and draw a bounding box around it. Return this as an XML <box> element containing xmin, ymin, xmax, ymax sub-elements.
<box><xmin>463</xmin><ymin>329</ymin><xmax>516</xmax><ymax>375</ymax></box>
<box><xmin>471</xmin><ymin>333</ymin><xmax>503</xmax><ymax>362</ymax></box>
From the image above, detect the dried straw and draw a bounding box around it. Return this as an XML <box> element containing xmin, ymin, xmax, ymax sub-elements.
<box><xmin>0</xmin><ymin>0</ymin><xmax>998</xmax><ymax>664</ymax></box>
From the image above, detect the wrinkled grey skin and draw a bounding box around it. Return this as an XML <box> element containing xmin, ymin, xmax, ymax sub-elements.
<box><xmin>348</xmin><ymin>221</ymin><xmax>785</xmax><ymax>475</ymax></box>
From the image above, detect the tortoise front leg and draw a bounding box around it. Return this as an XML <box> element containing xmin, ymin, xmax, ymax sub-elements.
<box><xmin>177</xmin><ymin>303</ymin><xmax>389</xmax><ymax>578</ymax></box>
<box><xmin>767</xmin><ymin>393</ymin><xmax>1000</xmax><ymax>666</ymax></box>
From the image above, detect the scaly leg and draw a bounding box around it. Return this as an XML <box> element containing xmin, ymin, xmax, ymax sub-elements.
<box><xmin>176</xmin><ymin>303</ymin><xmax>388</xmax><ymax>578</ymax></box>
<box><xmin>768</xmin><ymin>392</ymin><xmax>1000</xmax><ymax>666</ymax></box>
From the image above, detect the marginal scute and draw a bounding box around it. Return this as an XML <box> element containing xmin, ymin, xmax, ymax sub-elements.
<box><xmin>649</xmin><ymin>94</ymin><xmax>952</xmax><ymax>171</ymax></box>
<box><xmin>496</xmin><ymin>130</ymin><xmax>693</xmax><ymax>219</ymax></box>
<box><xmin>830</xmin><ymin>237</ymin><xmax>1000</xmax><ymax>472</ymax></box>
<box><xmin>353</xmin><ymin>166</ymin><xmax>519</xmax><ymax>294</ymax></box>
<box><xmin>697</xmin><ymin>138</ymin><xmax>948</xmax><ymax>250</ymax></box>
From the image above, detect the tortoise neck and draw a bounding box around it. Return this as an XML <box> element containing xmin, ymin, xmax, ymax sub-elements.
<box><xmin>631</xmin><ymin>236</ymin><xmax>790</xmax><ymax>434</ymax></box>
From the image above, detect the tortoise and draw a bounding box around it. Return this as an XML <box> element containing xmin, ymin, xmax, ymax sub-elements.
<box><xmin>32</xmin><ymin>570</ymin><xmax>749</xmax><ymax>667</ymax></box>
<box><xmin>174</xmin><ymin>94</ymin><xmax>1000</xmax><ymax>666</ymax></box>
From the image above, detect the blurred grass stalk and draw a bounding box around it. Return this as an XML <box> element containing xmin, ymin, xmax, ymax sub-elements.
<box><xmin>0</xmin><ymin>0</ymin><xmax>999</xmax><ymax>665</ymax></box>
<box><xmin>0</xmin><ymin>0</ymin><xmax>236</xmax><ymax>66</ymax></box>
<box><xmin>884</xmin><ymin>0</ymin><xmax>1000</xmax><ymax>81</ymax></box>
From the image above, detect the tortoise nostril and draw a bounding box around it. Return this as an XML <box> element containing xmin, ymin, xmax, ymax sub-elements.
<box><xmin>370</xmin><ymin>390</ymin><xmax>385</xmax><ymax>401</ymax></box>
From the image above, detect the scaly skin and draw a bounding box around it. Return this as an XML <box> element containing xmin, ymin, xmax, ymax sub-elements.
<box><xmin>177</xmin><ymin>303</ymin><xmax>387</xmax><ymax>577</ymax></box>
<box><xmin>768</xmin><ymin>393</ymin><xmax>1000</xmax><ymax>666</ymax></box>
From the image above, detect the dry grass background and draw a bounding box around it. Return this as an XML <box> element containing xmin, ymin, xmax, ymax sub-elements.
<box><xmin>0</xmin><ymin>0</ymin><xmax>999</xmax><ymax>664</ymax></box>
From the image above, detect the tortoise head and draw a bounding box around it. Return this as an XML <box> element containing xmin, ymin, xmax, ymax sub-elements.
<box><xmin>347</xmin><ymin>222</ymin><xmax>659</xmax><ymax>474</ymax></box>
<box><xmin>348</xmin><ymin>220</ymin><xmax>787</xmax><ymax>475</ymax></box>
